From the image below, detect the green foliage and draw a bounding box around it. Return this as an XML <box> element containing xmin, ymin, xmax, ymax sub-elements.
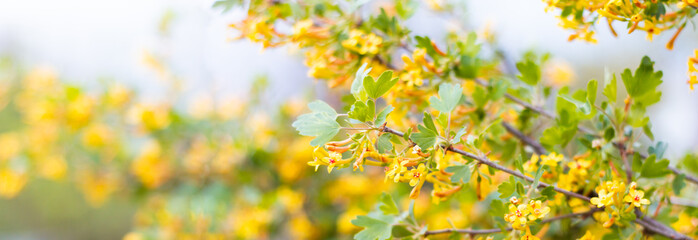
<box><xmin>352</xmin><ymin>216</ymin><xmax>393</xmax><ymax>240</ymax></box>
<box><xmin>374</xmin><ymin>105</ymin><xmax>394</xmax><ymax>126</ymax></box>
<box><xmin>497</xmin><ymin>176</ymin><xmax>517</xmax><ymax>199</ymax></box>
<box><xmin>348</xmin><ymin>99</ymin><xmax>376</xmax><ymax>123</ymax></box>
<box><xmin>445</xmin><ymin>164</ymin><xmax>471</xmax><ymax>184</ymax></box>
<box><xmin>516</xmin><ymin>59</ymin><xmax>541</xmax><ymax>85</ymax></box>
<box><xmin>376</xmin><ymin>134</ymin><xmax>393</xmax><ymax>153</ymax></box>
<box><xmin>292</xmin><ymin>100</ymin><xmax>340</xmax><ymax>146</ymax></box>
<box><xmin>603</xmin><ymin>74</ymin><xmax>617</xmax><ymax>103</ymax></box>
<box><xmin>352</xmin><ymin>63</ymin><xmax>372</xmax><ymax>102</ymax></box>
<box><xmin>640</xmin><ymin>155</ymin><xmax>671</xmax><ymax>179</ymax></box>
<box><xmin>621</xmin><ymin>56</ymin><xmax>662</xmax><ymax>108</ymax></box>
<box><xmin>352</xmin><ymin>193</ymin><xmax>408</xmax><ymax>240</ymax></box>
<box><xmin>363</xmin><ymin>71</ymin><xmax>399</xmax><ymax>99</ymax></box>
<box><xmin>430</xmin><ymin>83</ymin><xmax>464</xmax><ymax>113</ymax></box>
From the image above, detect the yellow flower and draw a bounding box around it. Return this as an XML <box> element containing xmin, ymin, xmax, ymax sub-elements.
<box><xmin>590</xmin><ymin>189</ymin><xmax>614</xmax><ymax>208</ymax></box>
<box><xmin>521</xmin><ymin>233</ymin><xmax>540</xmax><ymax>240</ymax></box>
<box><xmin>37</xmin><ymin>154</ymin><xmax>67</xmax><ymax>180</ymax></box>
<box><xmin>524</xmin><ymin>154</ymin><xmax>540</xmax><ymax>173</ymax></box>
<box><xmin>527</xmin><ymin>200</ymin><xmax>551</xmax><ymax>220</ymax></box>
<box><xmin>385</xmin><ymin>156</ymin><xmax>408</xmax><ymax>182</ymax></box>
<box><xmin>407</xmin><ymin>164</ymin><xmax>427</xmax><ymax>186</ymax></box>
<box><xmin>323</xmin><ymin>151</ymin><xmax>343</xmax><ymax>174</ymax></box>
<box><xmin>578</xmin><ymin>230</ymin><xmax>595</xmax><ymax>240</ymax></box>
<box><xmin>65</xmin><ymin>95</ymin><xmax>95</xmax><ymax>129</ymax></box>
<box><xmin>127</xmin><ymin>103</ymin><xmax>171</xmax><ymax>132</ymax></box>
<box><xmin>82</xmin><ymin>123</ymin><xmax>113</xmax><ymax>148</ymax></box>
<box><xmin>623</xmin><ymin>189</ymin><xmax>650</xmax><ymax>207</ymax></box>
<box><xmin>0</xmin><ymin>133</ymin><xmax>21</xmax><ymax>161</ymax></box>
<box><xmin>341</xmin><ymin>30</ymin><xmax>383</xmax><ymax>55</ymax></box>
<box><xmin>79</xmin><ymin>170</ymin><xmax>120</xmax><ymax>207</ymax></box>
<box><xmin>540</xmin><ymin>152</ymin><xmax>563</xmax><ymax>167</ymax></box>
<box><xmin>689</xmin><ymin>75</ymin><xmax>698</xmax><ymax>91</ymax></box>
<box><xmin>510</xmin><ymin>196</ymin><xmax>521</xmax><ymax>205</ymax></box>
<box><xmin>0</xmin><ymin>168</ymin><xmax>27</xmax><ymax>198</ymax></box>
<box><xmin>544</xmin><ymin>60</ymin><xmax>575</xmax><ymax>87</ymax></box>
<box><xmin>505</xmin><ymin>204</ymin><xmax>530</xmax><ymax>230</ymax></box>
<box><xmin>131</xmin><ymin>141</ymin><xmax>171</xmax><ymax>188</ymax></box>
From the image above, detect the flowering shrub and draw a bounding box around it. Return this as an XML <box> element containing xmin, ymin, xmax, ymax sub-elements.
<box><xmin>0</xmin><ymin>0</ymin><xmax>696</xmax><ymax>239</ymax></box>
<box><xmin>219</xmin><ymin>0</ymin><xmax>698</xmax><ymax>239</ymax></box>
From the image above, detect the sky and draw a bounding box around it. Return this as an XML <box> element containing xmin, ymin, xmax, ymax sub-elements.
<box><xmin>0</xmin><ymin>0</ymin><xmax>696</xmax><ymax>158</ymax></box>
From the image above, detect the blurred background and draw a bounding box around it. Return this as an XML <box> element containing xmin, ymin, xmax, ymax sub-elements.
<box><xmin>0</xmin><ymin>0</ymin><xmax>696</xmax><ymax>239</ymax></box>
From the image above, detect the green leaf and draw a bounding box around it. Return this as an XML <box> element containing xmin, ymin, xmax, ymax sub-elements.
<box><xmin>352</xmin><ymin>63</ymin><xmax>372</xmax><ymax>102</ymax></box>
<box><xmin>540</xmin><ymin>186</ymin><xmax>556</xmax><ymax>200</ymax></box>
<box><xmin>516</xmin><ymin>59</ymin><xmax>541</xmax><ymax>85</ymax></box>
<box><xmin>673</xmin><ymin>174</ymin><xmax>686</xmax><ymax>195</ymax></box>
<box><xmin>429</xmin><ymin>83</ymin><xmax>464</xmax><ymax>113</ymax></box>
<box><xmin>422</xmin><ymin>112</ymin><xmax>438</xmax><ymax>133</ymax></box>
<box><xmin>454</xmin><ymin>55</ymin><xmax>480</xmax><ymax>79</ymax></box>
<box><xmin>603</xmin><ymin>73</ymin><xmax>617</xmax><ymax>103</ymax></box>
<box><xmin>621</xmin><ymin>56</ymin><xmax>662</xmax><ymax>108</ymax></box>
<box><xmin>415</xmin><ymin>36</ymin><xmax>437</xmax><ymax>58</ymax></box>
<box><xmin>515</xmin><ymin>182</ymin><xmax>525</xmax><ymax>196</ymax></box>
<box><xmin>348</xmin><ymin>99</ymin><xmax>376</xmax><ymax>123</ymax></box>
<box><xmin>292</xmin><ymin>100</ymin><xmax>340</xmax><ymax>146</ymax></box>
<box><xmin>640</xmin><ymin>155</ymin><xmax>671</xmax><ymax>178</ymax></box>
<box><xmin>403</xmin><ymin>127</ymin><xmax>412</xmax><ymax>142</ymax></box>
<box><xmin>445</xmin><ymin>164</ymin><xmax>471</xmax><ymax>183</ymax></box>
<box><xmin>410</xmin><ymin>125</ymin><xmax>438</xmax><ymax>150</ymax></box>
<box><xmin>391</xmin><ymin>225</ymin><xmax>412</xmax><ymax>238</ymax></box>
<box><xmin>587</xmin><ymin>79</ymin><xmax>598</xmax><ymax>104</ymax></box>
<box><xmin>378</xmin><ymin>193</ymin><xmax>399</xmax><ymax>215</ymax></box>
<box><xmin>604</xmin><ymin>127</ymin><xmax>615</xmax><ymax>142</ymax></box>
<box><xmin>376</xmin><ymin>134</ymin><xmax>393</xmax><ymax>154</ymax></box>
<box><xmin>472</xmin><ymin>86</ymin><xmax>488</xmax><ymax>108</ymax></box>
<box><xmin>451</xmin><ymin>126</ymin><xmax>467</xmax><ymax>144</ymax></box>
<box><xmin>363</xmin><ymin>70</ymin><xmax>399</xmax><ymax>99</ymax></box>
<box><xmin>352</xmin><ymin>216</ymin><xmax>392</xmax><ymax>240</ymax></box>
<box><xmin>374</xmin><ymin>105</ymin><xmax>394</xmax><ymax>126</ymax></box>
<box><xmin>489</xmin><ymin>199</ymin><xmax>506</xmax><ymax>217</ymax></box>
<box><xmin>531</xmin><ymin>166</ymin><xmax>546</xmax><ymax>190</ymax></box>
<box><xmin>497</xmin><ymin>176</ymin><xmax>516</xmax><ymax>199</ymax></box>
<box><xmin>648</xmin><ymin>141</ymin><xmax>667</xmax><ymax>159</ymax></box>
<box><xmin>560</xmin><ymin>94</ymin><xmax>592</xmax><ymax>115</ymax></box>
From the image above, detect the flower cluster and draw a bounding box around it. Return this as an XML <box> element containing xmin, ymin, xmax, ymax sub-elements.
<box><xmin>590</xmin><ymin>181</ymin><xmax>650</xmax><ymax>227</ymax></box>
<box><xmin>341</xmin><ymin>30</ymin><xmax>383</xmax><ymax>55</ymax></box>
<box><xmin>688</xmin><ymin>49</ymin><xmax>698</xmax><ymax>91</ymax></box>
<box><xmin>543</xmin><ymin>0</ymin><xmax>694</xmax><ymax>46</ymax></box>
<box><xmin>504</xmin><ymin>197</ymin><xmax>552</xmax><ymax>230</ymax></box>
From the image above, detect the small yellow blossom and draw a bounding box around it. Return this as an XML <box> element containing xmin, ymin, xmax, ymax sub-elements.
<box><xmin>385</xmin><ymin>156</ymin><xmax>408</xmax><ymax>182</ymax></box>
<box><xmin>341</xmin><ymin>30</ymin><xmax>383</xmax><ymax>55</ymax></box>
<box><xmin>407</xmin><ymin>164</ymin><xmax>426</xmax><ymax>186</ymax></box>
<box><xmin>505</xmin><ymin>203</ymin><xmax>530</xmax><ymax>230</ymax></box>
<box><xmin>521</xmin><ymin>233</ymin><xmax>540</xmax><ymax>240</ymax></box>
<box><xmin>590</xmin><ymin>189</ymin><xmax>614</xmax><ymax>208</ymax></box>
<box><xmin>623</xmin><ymin>189</ymin><xmax>650</xmax><ymax>207</ymax></box>
<box><xmin>527</xmin><ymin>200</ymin><xmax>551</xmax><ymax>220</ymax></box>
<box><xmin>540</xmin><ymin>152</ymin><xmax>563</xmax><ymax>167</ymax></box>
<box><xmin>0</xmin><ymin>168</ymin><xmax>27</xmax><ymax>198</ymax></box>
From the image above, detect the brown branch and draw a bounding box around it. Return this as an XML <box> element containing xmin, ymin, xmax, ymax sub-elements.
<box><xmin>423</xmin><ymin>208</ymin><xmax>601</xmax><ymax>236</ymax></box>
<box><xmin>381</xmin><ymin>126</ymin><xmax>589</xmax><ymax>201</ymax></box>
<box><xmin>501</xmin><ymin>122</ymin><xmax>545</xmax><ymax>155</ymax></box>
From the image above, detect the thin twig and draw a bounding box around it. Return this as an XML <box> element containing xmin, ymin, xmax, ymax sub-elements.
<box><xmin>423</xmin><ymin>208</ymin><xmax>600</xmax><ymax>236</ymax></box>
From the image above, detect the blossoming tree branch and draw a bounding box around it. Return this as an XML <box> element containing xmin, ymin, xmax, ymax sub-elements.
<box><xmin>220</xmin><ymin>0</ymin><xmax>698</xmax><ymax>239</ymax></box>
